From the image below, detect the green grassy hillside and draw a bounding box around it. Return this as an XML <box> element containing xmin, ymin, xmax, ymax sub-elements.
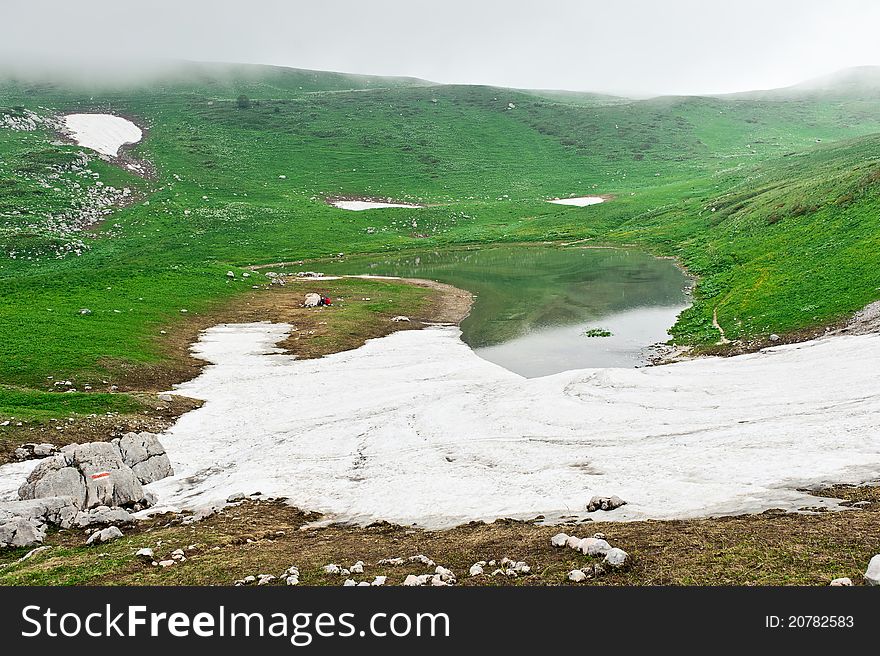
<box><xmin>2</xmin><ymin>61</ymin><xmax>880</xmax><ymax>418</ymax></box>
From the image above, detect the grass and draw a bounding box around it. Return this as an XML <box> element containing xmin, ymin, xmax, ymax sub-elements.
<box><xmin>1</xmin><ymin>64</ymin><xmax>879</xmax><ymax>413</ymax></box>
<box><xmin>2</xmin><ymin>486</ymin><xmax>877</xmax><ymax>586</ymax></box>
<box><xmin>3</xmin><ymin>62</ymin><xmax>880</xmax><ymax>583</ymax></box>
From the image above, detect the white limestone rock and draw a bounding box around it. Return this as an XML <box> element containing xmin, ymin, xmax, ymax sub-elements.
<box><xmin>567</xmin><ymin>569</ymin><xmax>587</xmax><ymax>583</ymax></box>
<box><xmin>86</xmin><ymin>526</ymin><xmax>123</xmax><ymax>545</ymax></box>
<box><xmin>603</xmin><ymin>548</ymin><xmax>629</xmax><ymax>569</ymax></box>
<box><xmin>864</xmin><ymin>554</ymin><xmax>880</xmax><ymax>586</ymax></box>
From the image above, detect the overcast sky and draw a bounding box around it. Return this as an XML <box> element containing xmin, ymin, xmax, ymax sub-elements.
<box><xmin>4</xmin><ymin>0</ymin><xmax>880</xmax><ymax>95</ymax></box>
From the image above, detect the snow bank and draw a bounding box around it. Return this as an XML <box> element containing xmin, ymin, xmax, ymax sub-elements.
<box><xmin>331</xmin><ymin>200</ymin><xmax>423</xmax><ymax>211</ymax></box>
<box><xmin>548</xmin><ymin>196</ymin><xmax>606</xmax><ymax>207</ymax></box>
<box><xmin>103</xmin><ymin>322</ymin><xmax>880</xmax><ymax>528</ymax></box>
<box><xmin>3</xmin><ymin>324</ymin><xmax>878</xmax><ymax>528</ymax></box>
<box><xmin>63</xmin><ymin>114</ymin><xmax>142</xmax><ymax>157</ymax></box>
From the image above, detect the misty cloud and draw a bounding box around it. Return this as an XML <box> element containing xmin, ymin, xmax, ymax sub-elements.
<box><xmin>2</xmin><ymin>0</ymin><xmax>880</xmax><ymax>95</ymax></box>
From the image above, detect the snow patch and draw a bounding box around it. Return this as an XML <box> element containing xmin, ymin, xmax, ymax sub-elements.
<box><xmin>63</xmin><ymin>113</ymin><xmax>142</xmax><ymax>157</ymax></box>
<box><xmin>331</xmin><ymin>200</ymin><xmax>423</xmax><ymax>211</ymax></box>
<box><xmin>547</xmin><ymin>196</ymin><xmax>606</xmax><ymax>207</ymax></box>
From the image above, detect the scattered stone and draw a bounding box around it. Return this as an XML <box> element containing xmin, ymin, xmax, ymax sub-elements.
<box><xmin>568</xmin><ymin>569</ymin><xmax>588</xmax><ymax>583</ymax></box>
<box><xmin>579</xmin><ymin>537</ymin><xmax>612</xmax><ymax>556</ymax></box>
<box><xmin>371</xmin><ymin>576</ymin><xmax>387</xmax><ymax>586</ymax></box>
<box><xmin>79</xmin><ymin>308</ymin><xmax>92</xmax><ymax>316</ymax></box>
<box><xmin>469</xmin><ymin>563</ymin><xmax>484</xmax><ymax>577</ymax></box>
<box><xmin>769</xmin><ymin>334</ymin><xmax>780</xmax><ymax>342</ymax></box>
<box><xmin>565</xmin><ymin>535</ymin><xmax>582</xmax><ymax>549</ymax></box>
<box><xmin>322</xmin><ymin>563</ymin><xmax>341</xmax><ymax>575</ymax></box>
<box><xmin>830</xmin><ymin>577</ymin><xmax>853</xmax><ymax>586</ymax></box>
<box><xmin>378</xmin><ymin>557</ymin><xmax>405</xmax><ymax>566</ymax></box>
<box><xmin>135</xmin><ymin>548</ymin><xmax>154</xmax><ymax>560</ymax></box>
<box><xmin>391</xmin><ymin>316</ymin><xmax>410</xmax><ymax>322</ymax></box>
<box><xmin>158</xmin><ymin>393</ymin><xmax>173</xmax><ymax>402</ymax></box>
<box><xmin>603</xmin><ymin>548</ymin><xmax>629</xmax><ymax>569</ymax></box>
<box><xmin>343</xmin><ymin>579</ymin><xmax>357</xmax><ymax>587</ymax></box>
<box><xmin>587</xmin><ymin>495</ymin><xmax>627</xmax><ymax>512</ymax></box>
<box><xmin>551</xmin><ymin>533</ymin><xmax>569</xmax><ymax>547</ymax></box>
<box><xmin>350</xmin><ymin>560</ymin><xmax>365</xmax><ymax>574</ymax></box>
<box><xmin>408</xmin><ymin>554</ymin><xmax>435</xmax><ymax>567</ymax></box>
<box><xmin>303</xmin><ymin>293</ymin><xmax>322</xmax><ymax>308</ymax></box>
<box><xmin>226</xmin><ymin>271</ymin><xmax>235</xmax><ymax>279</ymax></box>
<box><xmin>865</xmin><ymin>554</ymin><xmax>880</xmax><ymax>586</ymax></box>
<box><xmin>158</xmin><ymin>560</ymin><xmax>175</xmax><ymax>568</ymax></box>
<box><xmin>86</xmin><ymin>526</ymin><xmax>123</xmax><ymax>545</ymax></box>
<box><xmin>226</xmin><ymin>493</ymin><xmax>246</xmax><ymax>503</ymax></box>
<box><xmin>257</xmin><ymin>574</ymin><xmax>276</xmax><ymax>586</ymax></box>
<box><xmin>13</xmin><ymin>443</ymin><xmax>59</xmax><ymax>461</ymax></box>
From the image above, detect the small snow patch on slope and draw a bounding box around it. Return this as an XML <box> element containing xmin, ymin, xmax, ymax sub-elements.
<box><xmin>64</xmin><ymin>114</ymin><xmax>142</xmax><ymax>157</ymax></box>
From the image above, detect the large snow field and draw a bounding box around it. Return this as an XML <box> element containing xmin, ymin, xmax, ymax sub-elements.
<box><xmin>3</xmin><ymin>323</ymin><xmax>877</xmax><ymax>528</ymax></box>
<box><xmin>130</xmin><ymin>323</ymin><xmax>880</xmax><ymax>528</ymax></box>
<box><xmin>63</xmin><ymin>113</ymin><xmax>142</xmax><ymax>157</ymax></box>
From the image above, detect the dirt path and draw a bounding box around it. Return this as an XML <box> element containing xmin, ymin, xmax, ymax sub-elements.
<box><xmin>712</xmin><ymin>307</ymin><xmax>731</xmax><ymax>344</ymax></box>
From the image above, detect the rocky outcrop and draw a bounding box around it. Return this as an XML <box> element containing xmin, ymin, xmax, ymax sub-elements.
<box><xmin>17</xmin><ymin>436</ymin><xmax>172</xmax><ymax>510</ymax></box>
<box><xmin>3</xmin><ymin>435</ymin><xmax>172</xmax><ymax>549</ymax></box>
<box><xmin>117</xmin><ymin>432</ymin><xmax>173</xmax><ymax>484</ymax></box>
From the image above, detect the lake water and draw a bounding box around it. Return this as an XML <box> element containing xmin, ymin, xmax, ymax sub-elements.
<box><xmin>322</xmin><ymin>246</ymin><xmax>691</xmax><ymax>377</ymax></box>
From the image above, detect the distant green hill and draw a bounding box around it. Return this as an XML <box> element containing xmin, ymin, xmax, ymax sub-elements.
<box><xmin>1</xmin><ymin>61</ymin><xmax>880</xmax><ymax>406</ymax></box>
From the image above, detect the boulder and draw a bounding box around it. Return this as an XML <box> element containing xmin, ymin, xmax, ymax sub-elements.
<box><xmin>136</xmin><ymin>548</ymin><xmax>155</xmax><ymax>560</ymax></box>
<box><xmin>66</xmin><ymin>443</ymin><xmax>146</xmax><ymax>509</ymax></box>
<box><xmin>603</xmin><ymin>548</ymin><xmax>629</xmax><ymax>569</ymax></box>
<box><xmin>578</xmin><ymin>537</ymin><xmax>612</xmax><ymax>556</ymax></box>
<box><xmin>0</xmin><ymin>497</ymin><xmax>79</xmax><ymax>529</ymax></box>
<box><xmin>865</xmin><ymin>555</ymin><xmax>880</xmax><ymax>586</ymax></box>
<box><xmin>303</xmin><ymin>293</ymin><xmax>322</xmax><ymax>308</ymax></box>
<box><xmin>18</xmin><ymin>455</ymin><xmax>87</xmax><ymax>508</ymax></box>
<box><xmin>551</xmin><ymin>533</ymin><xmax>569</xmax><ymax>548</ymax></box>
<box><xmin>117</xmin><ymin>432</ymin><xmax>173</xmax><ymax>484</ymax></box>
<box><xmin>567</xmin><ymin>569</ymin><xmax>587</xmax><ymax>583</ymax></box>
<box><xmin>0</xmin><ymin>517</ymin><xmax>45</xmax><ymax>548</ymax></box>
<box><xmin>86</xmin><ymin>526</ymin><xmax>123</xmax><ymax>545</ymax></box>
<box><xmin>73</xmin><ymin>506</ymin><xmax>135</xmax><ymax>528</ymax></box>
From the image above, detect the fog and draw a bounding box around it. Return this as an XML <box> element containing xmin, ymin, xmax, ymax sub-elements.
<box><xmin>2</xmin><ymin>0</ymin><xmax>880</xmax><ymax>95</ymax></box>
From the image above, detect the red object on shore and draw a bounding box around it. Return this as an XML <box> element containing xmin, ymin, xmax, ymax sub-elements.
<box><xmin>321</xmin><ymin>296</ymin><xmax>332</xmax><ymax>306</ymax></box>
